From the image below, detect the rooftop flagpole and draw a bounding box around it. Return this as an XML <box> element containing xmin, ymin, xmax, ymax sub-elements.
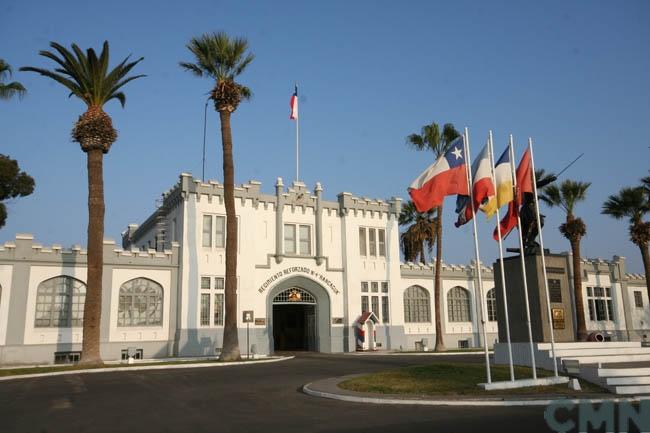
<box><xmin>510</xmin><ymin>135</ymin><xmax>538</xmax><ymax>379</ymax></box>
<box><xmin>488</xmin><ymin>131</ymin><xmax>515</xmax><ymax>382</ymax></box>
<box><xmin>529</xmin><ymin>137</ymin><xmax>559</xmax><ymax>377</ymax></box>
<box><xmin>295</xmin><ymin>83</ymin><xmax>300</xmax><ymax>182</ymax></box>
<box><xmin>463</xmin><ymin>127</ymin><xmax>492</xmax><ymax>384</ymax></box>
<box><xmin>202</xmin><ymin>99</ymin><xmax>208</xmax><ymax>182</ymax></box>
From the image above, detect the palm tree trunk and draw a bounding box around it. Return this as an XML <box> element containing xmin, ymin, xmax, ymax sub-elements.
<box><xmin>639</xmin><ymin>242</ymin><xmax>650</xmax><ymax>302</ymax></box>
<box><xmin>419</xmin><ymin>247</ymin><xmax>425</xmax><ymax>264</ymax></box>
<box><xmin>80</xmin><ymin>148</ymin><xmax>104</xmax><ymax>365</ymax></box>
<box><xmin>218</xmin><ymin>110</ymin><xmax>241</xmax><ymax>361</ymax></box>
<box><xmin>571</xmin><ymin>238</ymin><xmax>588</xmax><ymax>341</ymax></box>
<box><xmin>434</xmin><ymin>205</ymin><xmax>445</xmax><ymax>351</ymax></box>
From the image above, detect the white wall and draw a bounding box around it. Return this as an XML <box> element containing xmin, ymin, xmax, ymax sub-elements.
<box><xmin>0</xmin><ymin>265</ymin><xmax>14</xmax><ymax>345</ymax></box>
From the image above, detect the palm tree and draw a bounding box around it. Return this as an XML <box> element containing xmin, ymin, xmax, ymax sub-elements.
<box><xmin>540</xmin><ymin>180</ymin><xmax>591</xmax><ymax>341</ymax></box>
<box><xmin>399</xmin><ymin>201</ymin><xmax>435</xmax><ymax>263</ymax></box>
<box><xmin>602</xmin><ymin>185</ymin><xmax>650</xmax><ymax>299</ymax></box>
<box><xmin>406</xmin><ymin>122</ymin><xmax>460</xmax><ymax>351</ymax></box>
<box><xmin>21</xmin><ymin>42</ymin><xmax>144</xmax><ymax>365</ymax></box>
<box><xmin>180</xmin><ymin>32</ymin><xmax>254</xmax><ymax>362</ymax></box>
<box><xmin>642</xmin><ymin>172</ymin><xmax>650</xmax><ymax>197</ymax></box>
<box><xmin>0</xmin><ymin>59</ymin><xmax>26</xmax><ymax>100</ymax></box>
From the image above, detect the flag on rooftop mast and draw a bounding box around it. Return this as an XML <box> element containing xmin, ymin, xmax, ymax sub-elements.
<box><xmin>289</xmin><ymin>84</ymin><xmax>300</xmax><ymax>181</ymax></box>
<box><xmin>289</xmin><ymin>85</ymin><xmax>298</xmax><ymax>120</ymax></box>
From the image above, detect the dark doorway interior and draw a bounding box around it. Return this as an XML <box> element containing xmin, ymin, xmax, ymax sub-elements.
<box><xmin>273</xmin><ymin>304</ymin><xmax>316</xmax><ymax>351</ymax></box>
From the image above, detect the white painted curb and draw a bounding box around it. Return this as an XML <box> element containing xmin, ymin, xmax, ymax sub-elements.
<box><xmin>0</xmin><ymin>356</ymin><xmax>294</xmax><ymax>382</ymax></box>
<box><xmin>302</xmin><ymin>382</ymin><xmax>647</xmax><ymax>407</ymax></box>
<box><xmin>348</xmin><ymin>351</ymin><xmax>489</xmax><ymax>356</ymax></box>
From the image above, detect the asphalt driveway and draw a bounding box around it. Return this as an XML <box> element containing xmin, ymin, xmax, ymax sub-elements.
<box><xmin>0</xmin><ymin>353</ymin><xmax>585</xmax><ymax>433</ymax></box>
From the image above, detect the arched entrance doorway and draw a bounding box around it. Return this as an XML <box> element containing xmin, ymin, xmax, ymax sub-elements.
<box><xmin>272</xmin><ymin>287</ymin><xmax>316</xmax><ymax>351</ymax></box>
<box><xmin>267</xmin><ymin>275</ymin><xmax>332</xmax><ymax>353</ymax></box>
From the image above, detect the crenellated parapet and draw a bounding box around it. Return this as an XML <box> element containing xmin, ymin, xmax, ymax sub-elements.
<box><xmin>400</xmin><ymin>260</ymin><xmax>494</xmax><ymax>280</ymax></box>
<box><xmin>337</xmin><ymin>192</ymin><xmax>402</xmax><ymax>218</ymax></box>
<box><xmin>179</xmin><ymin>173</ymin><xmax>276</xmax><ymax>210</ymax></box>
<box><xmin>0</xmin><ymin>234</ymin><xmax>179</xmax><ymax>268</ymax></box>
<box><xmin>578</xmin><ymin>254</ymin><xmax>628</xmax><ymax>279</ymax></box>
<box><xmin>627</xmin><ymin>273</ymin><xmax>648</xmax><ymax>286</ymax></box>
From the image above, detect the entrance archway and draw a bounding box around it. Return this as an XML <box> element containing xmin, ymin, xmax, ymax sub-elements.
<box><xmin>272</xmin><ymin>288</ymin><xmax>316</xmax><ymax>351</ymax></box>
<box><xmin>267</xmin><ymin>275</ymin><xmax>332</xmax><ymax>353</ymax></box>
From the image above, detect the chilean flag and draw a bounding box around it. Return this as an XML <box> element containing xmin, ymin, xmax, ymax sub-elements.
<box><xmin>455</xmin><ymin>144</ymin><xmax>496</xmax><ymax>227</ymax></box>
<box><xmin>493</xmin><ymin>147</ymin><xmax>533</xmax><ymax>240</ymax></box>
<box><xmin>289</xmin><ymin>85</ymin><xmax>298</xmax><ymax>120</ymax></box>
<box><xmin>408</xmin><ymin>136</ymin><xmax>469</xmax><ymax>213</ymax></box>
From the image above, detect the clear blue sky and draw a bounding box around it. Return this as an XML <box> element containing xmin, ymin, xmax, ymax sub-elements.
<box><xmin>1</xmin><ymin>0</ymin><xmax>649</xmax><ymax>272</ymax></box>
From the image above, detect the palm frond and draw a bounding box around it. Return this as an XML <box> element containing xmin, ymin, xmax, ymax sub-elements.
<box><xmin>179</xmin><ymin>62</ymin><xmax>204</xmax><ymax>77</ymax></box>
<box><xmin>602</xmin><ymin>186</ymin><xmax>649</xmax><ymax>223</ymax></box>
<box><xmin>21</xmin><ymin>40</ymin><xmax>144</xmax><ymax>108</ymax></box>
<box><xmin>0</xmin><ymin>59</ymin><xmax>13</xmax><ymax>80</ymax></box>
<box><xmin>406</xmin><ymin>121</ymin><xmax>459</xmax><ymax>158</ymax></box>
<box><xmin>0</xmin><ymin>59</ymin><xmax>26</xmax><ymax>100</ymax></box>
<box><xmin>181</xmin><ymin>32</ymin><xmax>254</xmax><ymax>82</ymax></box>
<box><xmin>0</xmin><ymin>81</ymin><xmax>27</xmax><ymax>100</ymax></box>
<box><xmin>540</xmin><ymin>179</ymin><xmax>589</xmax><ymax>216</ymax></box>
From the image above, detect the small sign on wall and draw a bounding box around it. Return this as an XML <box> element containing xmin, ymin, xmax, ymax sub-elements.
<box><xmin>254</xmin><ymin>318</ymin><xmax>266</xmax><ymax>326</ymax></box>
<box><xmin>552</xmin><ymin>308</ymin><xmax>565</xmax><ymax>330</ymax></box>
<box><xmin>332</xmin><ymin>317</ymin><xmax>343</xmax><ymax>324</ymax></box>
<box><xmin>242</xmin><ymin>310</ymin><xmax>254</xmax><ymax>323</ymax></box>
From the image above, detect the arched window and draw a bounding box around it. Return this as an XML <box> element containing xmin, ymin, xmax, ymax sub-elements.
<box><xmin>447</xmin><ymin>286</ymin><xmax>471</xmax><ymax>322</ymax></box>
<box><xmin>35</xmin><ymin>276</ymin><xmax>86</xmax><ymax>327</ymax></box>
<box><xmin>118</xmin><ymin>278</ymin><xmax>163</xmax><ymax>327</ymax></box>
<box><xmin>403</xmin><ymin>285</ymin><xmax>431</xmax><ymax>323</ymax></box>
<box><xmin>486</xmin><ymin>288</ymin><xmax>497</xmax><ymax>322</ymax></box>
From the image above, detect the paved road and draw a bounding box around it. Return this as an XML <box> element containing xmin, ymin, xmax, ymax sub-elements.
<box><xmin>0</xmin><ymin>353</ymin><xmax>569</xmax><ymax>433</ymax></box>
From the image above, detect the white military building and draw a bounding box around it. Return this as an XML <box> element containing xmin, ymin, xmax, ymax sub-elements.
<box><xmin>0</xmin><ymin>173</ymin><xmax>647</xmax><ymax>364</ymax></box>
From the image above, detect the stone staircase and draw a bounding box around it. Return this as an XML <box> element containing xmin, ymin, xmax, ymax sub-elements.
<box><xmin>535</xmin><ymin>342</ymin><xmax>650</xmax><ymax>395</ymax></box>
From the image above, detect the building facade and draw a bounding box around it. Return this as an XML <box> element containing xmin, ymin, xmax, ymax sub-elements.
<box><xmin>0</xmin><ymin>173</ymin><xmax>647</xmax><ymax>364</ymax></box>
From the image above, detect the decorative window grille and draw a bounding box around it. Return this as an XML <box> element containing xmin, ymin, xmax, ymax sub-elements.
<box><xmin>635</xmin><ymin>291</ymin><xmax>643</xmax><ymax>308</ymax></box>
<box><xmin>368</xmin><ymin>229</ymin><xmax>377</xmax><ymax>256</ymax></box>
<box><xmin>378</xmin><ymin>229</ymin><xmax>386</xmax><ymax>256</ymax></box>
<box><xmin>118</xmin><ymin>278</ymin><xmax>163</xmax><ymax>327</ymax></box>
<box><xmin>215</xmin><ymin>216</ymin><xmax>226</xmax><ymax>248</ymax></box>
<box><xmin>202</xmin><ymin>215</ymin><xmax>212</xmax><ymax>247</ymax></box>
<box><xmin>359</xmin><ymin>228</ymin><xmax>367</xmax><ymax>256</ymax></box>
<box><xmin>284</xmin><ymin>224</ymin><xmax>296</xmax><ymax>254</ymax></box>
<box><xmin>273</xmin><ymin>287</ymin><xmax>316</xmax><ymax>304</ymax></box>
<box><xmin>486</xmin><ymin>289</ymin><xmax>497</xmax><ymax>322</ymax></box>
<box><xmin>382</xmin><ymin>296</ymin><xmax>390</xmax><ymax>323</ymax></box>
<box><xmin>371</xmin><ymin>296</ymin><xmax>379</xmax><ymax>315</ymax></box>
<box><xmin>35</xmin><ymin>276</ymin><xmax>86</xmax><ymax>327</ymax></box>
<box><xmin>586</xmin><ymin>286</ymin><xmax>614</xmax><ymax>322</ymax></box>
<box><xmin>214</xmin><ymin>293</ymin><xmax>224</xmax><ymax>326</ymax></box>
<box><xmin>448</xmin><ymin>286</ymin><xmax>471</xmax><ymax>322</ymax></box>
<box><xmin>200</xmin><ymin>294</ymin><xmax>210</xmax><ymax>326</ymax></box>
<box><xmin>403</xmin><ymin>285</ymin><xmax>431</xmax><ymax>323</ymax></box>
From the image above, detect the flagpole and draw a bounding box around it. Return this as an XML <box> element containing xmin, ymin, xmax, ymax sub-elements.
<box><xmin>509</xmin><ymin>134</ymin><xmax>538</xmax><ymax>379</ymax></box>
<box><xmin>529</xmin><ymin>137</ymin><xmax>559</xmax><ymax>377</ymax></box>
<box><xmin>488</xmin><ymin>130</ymin><xmax>515</xmax><ymax>382</ymax></box>
<box><xmin>464</xmin><ymin>127</ymin><xmax>491</xmax><ymax>384</ymax></box>
<box><xmin>295</xmin><ymin>82</ymin><xmax>300</xmax><ymax>182</ymax></box>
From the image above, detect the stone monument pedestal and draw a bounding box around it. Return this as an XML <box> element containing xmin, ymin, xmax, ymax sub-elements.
<box><xmin>494</xmin><ymin>252</ymin><xmax>575</xmax><ymax>344</ymax></box>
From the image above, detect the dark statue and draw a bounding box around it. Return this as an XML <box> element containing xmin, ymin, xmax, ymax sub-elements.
<box><xmin>520</xmin><ymin>174</ymin><xmax>557</xmax><ymax>255</ymax></box>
